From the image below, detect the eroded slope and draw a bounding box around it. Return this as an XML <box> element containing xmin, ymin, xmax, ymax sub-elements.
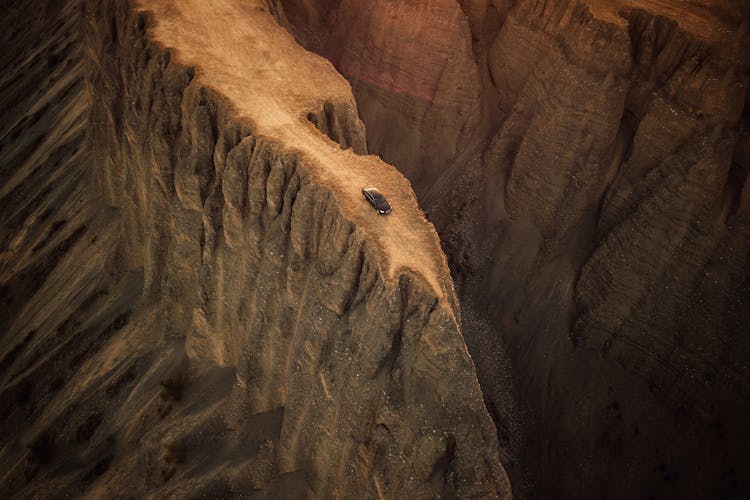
<box><xmin>0</xmin><ymin>0</ymin><xmax>510</xmax><ymax>497</ymax></box>
<box><xmin>276</xmin><ymin>0</ymin><xmax>750</xmax><ymax>497</ymax></box>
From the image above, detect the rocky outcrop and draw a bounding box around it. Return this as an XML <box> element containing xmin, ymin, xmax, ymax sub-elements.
<box><xmin>278</xmin><ymin>0</ymin><xmax>750</xmax><ymax>497</ymax></box>
<box><xmin>0</xmin><ymin>0</ymin><xmax>509</xmax><ymax>498</ymax></box>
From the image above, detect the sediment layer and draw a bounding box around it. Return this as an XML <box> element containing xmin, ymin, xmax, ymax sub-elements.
<box><xmin>277</xmin><ymin>0</ymin><xmax>750</xmax><ymax>497</ymax></box>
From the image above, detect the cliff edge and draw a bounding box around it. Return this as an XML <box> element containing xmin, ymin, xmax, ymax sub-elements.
<box><xmin>0</xmin><ymin>0</ymin><xmax>510</xmax><ymax>497</ymax></box>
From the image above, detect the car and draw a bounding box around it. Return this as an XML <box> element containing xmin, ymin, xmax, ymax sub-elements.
<box><xmin>362</xmin><ymin>187</ymin><xmax>392</xmax><ymax>215</ymax></box>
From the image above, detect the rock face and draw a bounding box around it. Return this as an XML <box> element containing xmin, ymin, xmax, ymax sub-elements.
<box><xmin>0</xmin><ymin>0</ymin><xmax>510</xmax><ymax>498</ymax></box>
<box><xmin>277</xmin><ymin>0</ymin><xmax>750</xmax><ymax>497</ymax></box>
<box><xmin>277</xmin><ymin>0</ymin><xmax>484</xmax><ymax>190</ymax></box>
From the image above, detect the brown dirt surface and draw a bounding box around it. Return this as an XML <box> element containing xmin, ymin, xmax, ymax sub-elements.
<box><xmin>136</xmin><ymin>0</ymin><xmax>457</xmax><ymax>304</ymax></box>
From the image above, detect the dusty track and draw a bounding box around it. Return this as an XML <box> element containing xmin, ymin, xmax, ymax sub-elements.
<box><xmin>137</xmin><ymin>0</ymin><xmax>457</xmax><ymax>306</ymax></box>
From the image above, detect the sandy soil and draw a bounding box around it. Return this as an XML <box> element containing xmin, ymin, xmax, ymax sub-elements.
<box><xmin>136</xmin><ymin>0</ymin><xmax>456</xmax><ymax>305</ymax></box>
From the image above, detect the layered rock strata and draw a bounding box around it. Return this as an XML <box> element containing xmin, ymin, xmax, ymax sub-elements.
<box><xmin>277</xmin><ymin>0</ymin><xmax>750</xmax><ymax>497</ymax></box>
<box><xmin>0</xmin><ymin>0</ymin><xmax>510</xmax><ymax>498</ymax></box>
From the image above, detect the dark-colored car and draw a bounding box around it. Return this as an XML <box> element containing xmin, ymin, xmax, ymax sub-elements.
<box><xmin>362</xmin><ymin>187</ymin><xmax>392</xmax><ymax>215</ymax></box>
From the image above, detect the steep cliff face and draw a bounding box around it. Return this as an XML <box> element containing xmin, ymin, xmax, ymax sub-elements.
<box><xmin>0</xmin><ymin>0</ymin><xmax>510</xmax><ymax>498</ymax></box>
<box><xmin>277</xmin><ymin>0</ymin><xmax>750</xmax><ymax>497</ymax></box>
<box><xmin>276</xmin><ymin>0</ymin><xmax>484</xmax><ymax>189</ymax></box>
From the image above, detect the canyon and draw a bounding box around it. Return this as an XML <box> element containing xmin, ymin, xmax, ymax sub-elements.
<box><xmin>275</xmin><ymin>0</ymin><xmax>750</xmax><ymax>498</ymax></box>
<box><xmin>1</xmin><ymin>0</ymin><xmax>749</xmax><ymax>498</ymax></box>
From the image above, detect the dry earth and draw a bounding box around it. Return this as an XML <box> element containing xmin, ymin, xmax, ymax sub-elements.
<box><xmin>0</xmin><ymin>0</ymin><xmax>511</xmax><ymax>497</ymax></box>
